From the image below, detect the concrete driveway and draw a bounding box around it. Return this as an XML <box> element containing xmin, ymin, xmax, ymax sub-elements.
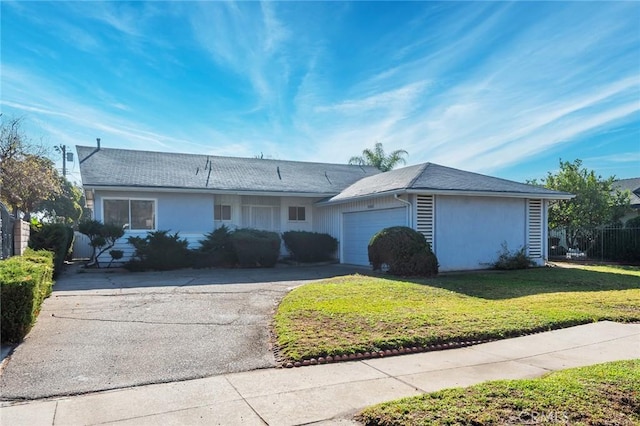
<box><xmin>0</xmin><ymin>264</ymin><xmax>363</xmax><ymax>400</ymax></box>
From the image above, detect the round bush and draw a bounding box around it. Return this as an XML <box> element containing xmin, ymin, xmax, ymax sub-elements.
<box><xmin>368</xmin><ymin>226</ymin><xmax>438</xmax><ymax>277</ymax></box>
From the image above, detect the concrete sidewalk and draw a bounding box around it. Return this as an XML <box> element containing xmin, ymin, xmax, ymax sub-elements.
<box><xmin>2</xmin><ymin>321</ymin><xmax>639</xmax><ymax>426</ymax></box>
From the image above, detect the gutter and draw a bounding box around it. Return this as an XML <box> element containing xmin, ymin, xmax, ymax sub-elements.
<box><xmin>394</xmin><ymin>194</ymin><xmax>412</xmax><ymax>227</ymax></box>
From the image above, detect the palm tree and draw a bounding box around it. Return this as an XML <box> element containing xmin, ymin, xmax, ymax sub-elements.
<box><xmin>348</xmin><ymin>142</ymin><xmax>408</xmax><ymax>172</ymax></box>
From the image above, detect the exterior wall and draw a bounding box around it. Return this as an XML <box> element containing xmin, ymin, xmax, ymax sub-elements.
<box><xmin>434</xmin><ymin>195</ymin><xmax>527</xmax><ymax>271</ymax></box>
<box><xmin>93</xmin><ymin>190</ymin><xmax>215</xmax><ymax>264</ymax></box>
<box><xmin>91</xmin><ymin>190</ymin><xmax>324</xmax><ymax>264</ymax></box>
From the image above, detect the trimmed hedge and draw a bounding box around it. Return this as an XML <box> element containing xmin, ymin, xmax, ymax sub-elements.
<box><xmin>1</xmin><ymin>249</ymin><xmax>54</xmax><ymax>343</ymax></box>
<box><xmin>231</xmin><ymin>228</ymin><xmax>281</xmax><ymax>268</ymax></box>
<box><xmin>29</xmin><ymin>223</ymin><xmax>73</xmax><ymax>277</ymax></box>
<box><xmin>195</xmin><ymin>225</ymin><xmax>237</xmax><ymax>268</ymax></box>
<box><xmin>368</xmin><ymin>226</ymin><xmax>438</xmax><ymax>277</ymax></box>
<box><xmin>282</xmin><ymin>231</ymin><xmax>338</xmax><ymax>262</ymax></box>
<box><xmin>126</xmin><ymin>230</ymin><xmax>191</xmax><ymax>271</ymax></box>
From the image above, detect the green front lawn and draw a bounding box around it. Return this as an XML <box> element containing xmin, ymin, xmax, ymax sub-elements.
<box><xmin>358</xmin><ymin>359</ymin><xmax>640</xmax><ymax>425</ymax></box>
<box><xmin>274</xmin><ymin>265</ymin><xmax>640</xmax><ymax>361</ymax></box>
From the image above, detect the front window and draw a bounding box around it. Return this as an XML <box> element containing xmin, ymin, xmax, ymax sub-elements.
<box><xmin>103</xmin><ymin>199</ymin><xmax>155</xmax><ymax>230</ymax></box>
<box><xmin>288</xmin><ymin>206</ymin><xmax>306</xmax><ymax>221</ymax></box>
<box><xmin>215</xmin><ymin>204</ymin><xmax>232</xmax><ymax>221</ymax></box>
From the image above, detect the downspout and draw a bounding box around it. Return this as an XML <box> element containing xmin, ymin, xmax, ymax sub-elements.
<box><xmin>394</xmin><ymin>194</ymin><xmax>412</xmax><ymax>228</ymax></box>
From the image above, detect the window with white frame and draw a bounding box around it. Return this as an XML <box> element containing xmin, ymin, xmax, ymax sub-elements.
<box><xmin>288</xmin><ymin>206</ymin><xmax>306</xmax><ymax>221</ymax></box>
<box><xmin>214</xmin><ymin>204</ymin><xmax>232</xmax><ymax>221</ymax></box>
<box><xmin>103</xmin><ymin>199</ymin><xmax>155</xmax><ymax>230</ymax></box>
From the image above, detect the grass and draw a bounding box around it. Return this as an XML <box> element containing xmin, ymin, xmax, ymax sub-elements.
<box><xmin>358</xmin><ymin>359</ymin><xmax>640</xmax><ymax>425</ymax></box>
<box><xmin>274</xmin><ymin>265</ymin><xmax>640</xmax><ymax>361</ymax></box>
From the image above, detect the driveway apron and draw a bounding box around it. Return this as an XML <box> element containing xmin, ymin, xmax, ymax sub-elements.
<box><xmin>0</xmin><ymin>264</ymin><xmax>359</xmax><ymax>400</ymax></box>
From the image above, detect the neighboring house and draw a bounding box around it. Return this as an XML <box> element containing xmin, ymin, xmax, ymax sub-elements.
<box><xmin>613</xmin><ymin>178</ymin><xmax>640</xmax><ymax>225</ymax></box>
<box><xmin>77</xmin><ymin>145</ymin><xmax>572</xmax><ymax>271</ymax></box>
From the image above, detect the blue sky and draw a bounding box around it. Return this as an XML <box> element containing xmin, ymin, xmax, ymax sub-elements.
<box><xmin>2</xmin><ymin>1</ymin><xmax>639</xmax><ymax>185</ymax></box>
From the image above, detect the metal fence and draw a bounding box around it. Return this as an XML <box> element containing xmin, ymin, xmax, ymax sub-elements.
<box><xmin>549</xmin><ymin>227</ymin><xmax>640</xmax><ymax>263</ymax></box>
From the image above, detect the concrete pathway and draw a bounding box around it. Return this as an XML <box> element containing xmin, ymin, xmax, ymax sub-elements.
<box><xmin>2</xmin><ymin>321</ymin><xmax>639</xmax><ymax>425</ymax></box>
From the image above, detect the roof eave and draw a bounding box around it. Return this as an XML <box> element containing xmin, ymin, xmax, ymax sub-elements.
<box><xmin>319</xmin><ymin>188</ymin><xmax>574</xmax><ymax>205</ymax></box>
<box><xmin>404</xmin><ymin>189</ymin><xmax>575</xmax><ymax>200</ymax></box>
<box><xmin>81</xmin><ymin>185</ymin><xmax>338</xmax><ymax>198</ymax></box>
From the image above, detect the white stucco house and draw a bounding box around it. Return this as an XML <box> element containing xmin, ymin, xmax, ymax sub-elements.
<box><xmin>77</xmin><ymin>145</ymin><xmax>572</xmax><ymax>271</ymax></box>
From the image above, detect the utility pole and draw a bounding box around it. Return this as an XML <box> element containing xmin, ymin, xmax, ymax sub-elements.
<box><xmin>55</xmin><ymin>145</ymin><xmax>70</xmax><ymax>176</ymax></box>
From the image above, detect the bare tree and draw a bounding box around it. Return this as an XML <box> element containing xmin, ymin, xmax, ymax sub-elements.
<box><xmin>0</xmin><ymin>116</ymin><xmax>61</xmax><ymax>218</ymax></box>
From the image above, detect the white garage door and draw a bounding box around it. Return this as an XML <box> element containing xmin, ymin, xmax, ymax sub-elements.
<box><xmin>342</xmin><ymin>208</ymin><xmax>406</xmax><ymax>266</ymax></box>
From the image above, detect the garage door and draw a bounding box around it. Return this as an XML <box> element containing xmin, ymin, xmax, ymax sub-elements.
<box><xmin>342</xmin><ymin>208</ymin><xmax>406</xmax><ymax>266</ymax></box>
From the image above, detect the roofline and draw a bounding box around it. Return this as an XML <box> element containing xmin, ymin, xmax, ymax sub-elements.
<box><xmin>82</xmin><ymin>185</ymin><xmax>336</xmax><ymax>198</ymax></box>
<box><xmin>318</xmin><ymin>188</ymin><xmax>575</xmax><ymax>205</ymax></box>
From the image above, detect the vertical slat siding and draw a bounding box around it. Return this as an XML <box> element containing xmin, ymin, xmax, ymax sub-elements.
<box><xmin>527</xmin><ymin>199</ymin><xmax>543</xmax><ymax>258</ymax></box>
<box><xmin>416</xmin><ymin>195</ymin><xmax>435</xmax><ymax>250</ymax></box>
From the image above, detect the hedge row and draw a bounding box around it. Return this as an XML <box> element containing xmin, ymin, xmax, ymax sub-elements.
<box><xmin>29</xmin><ymin>223</ymin><xmax>74</xmax><ymax>277</ymax></box>
<box><xmin>1</xmin><ymin>249</ymin><xmax>54</xmax><ymax>343</ymax></box>
<box><xmin>282</xmin><ymin>231</ymin><xmax>338</xmax><ymax>262</ymax></box>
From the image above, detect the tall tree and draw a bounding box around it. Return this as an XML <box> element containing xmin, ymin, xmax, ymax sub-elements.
<box><xmin>348</xmin><ymin>142</ymin><xmax>408</xmax><ymax>172</ymax></box>
<box><xmin>0</xmin><ymin>117</ymin><xmax>61</xmax><ymax>219</ymax></box>
<box><xmin>35</xmin><ymin>176</ymin><xmax>85</xmax><ymax>226</ymax></box>
<box><xmin>542</xmin><ymin>159</ymin><xmax>630</xmax><ymax>247</ymax></box>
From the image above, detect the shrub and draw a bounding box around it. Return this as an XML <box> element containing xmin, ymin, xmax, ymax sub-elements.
<box><xmin>626</xmin><ymin>216</ymin><xmax>640</xmax><ymax>228</ymax></box>
<box><xmin>1</xmin><ymin>250</ymin><xmax>54</xmax><ymax>343</ymax></box>
<box><xmin>492</xmin><ymin>242</ymin><xmax>535</xmax><ymax>270</ymax></box>
<box><xmin>368</xmin><ymin>226</ymin><xmax>438</xmax><ymax>277</ymax></box>
<box><xmin>195</xmin><ymin>225</ymin><xmax>237</xmax><ymax>268</ymax></box>
<box><xmin>125</xmin><ymin>230</ymin><xmax>191</xmax><ymax>271</ymax></box>
<box><xmin>78</xmin><ymin>220</ymin><xmax>125</xmax><ymax>267</ymax></box>
<box><xmin>29</xmin><ymin>223</ymin><xmax>73</xmax><ymax>277</ymax></box>
<box><xmin>230</xmin><ymin>228</ymin><xmax>281</xmax><ymax>268</ymax></box>
<box><xmin>282</xmin><ymin>231</ymin><xmax>338</xmax><ymax>262</ymax></box>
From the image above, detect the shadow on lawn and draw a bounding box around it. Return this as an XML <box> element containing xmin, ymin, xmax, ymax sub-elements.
<box><xmin>380</xmin><ymin>266</ymin><xmax>640</xmax><ymax>300</ymax></box>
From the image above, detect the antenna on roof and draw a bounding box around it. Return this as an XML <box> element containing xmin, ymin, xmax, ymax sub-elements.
<box><xmin>96</xmin><ymin>138</ymin><xmax>101</xmax><ymax>150</ymax></box>
<box><xmin>205</xmin><ymin>156</ymin><xmax>210</xmax><ymax>170</ymax></box>
<box><xmin>325</xmin><ymin>171</ymin><xmax>332</xmax><ymax>184</ymax></box>
<box><xmin>277</xmin><ymin>166</ymin><xmax>282</xmax><ymax>180</ymax></box>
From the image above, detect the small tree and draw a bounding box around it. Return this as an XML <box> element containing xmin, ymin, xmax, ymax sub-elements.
<box><xmin>35</xmin><ymin>177</ymin><xmax>85</xmax><ymax>227</ymax></box>
<box><xmin>78</xmin><ymin>220</ymin><xmax>125</xmax><ymax>267</ymax></box>
<box><xmin>541</xmin><ymin>159</ymin><xmax>630</xmax><ymax>248</ymax></box>
<box><xmin>349</xmin><ymin>142</ymin><xmax>408</xmax><ymax>172</ymax></box>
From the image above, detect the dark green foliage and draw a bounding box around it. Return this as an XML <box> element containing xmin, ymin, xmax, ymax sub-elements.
<box><xmin>78</xmin><ymin>220</ymin><xmax>125</xmax><ymax>267</ymax></box>
<box><xmin>626</xmin><ymin>216</ymin><xmax>640</xmax><ymax>228</ymax></box>
<box><xmin>368</xmin><ymin>226</ymin><xmax>438</xmax><ymax>277</ymax></box>
<box><xmin>230</xmin><ymin>228</ymin><xmax>281</xmax><ymax>268</ymax></box>
<box><xmin>194</xmin><ymin>225</ymin><xmax>237</xmax><ymax>268</ymax></box>
<box><xmin>1</xmin><ymin>249</ymin><xmax>54</xmax><ymax>343</ymax></box>
<box><xmin>126</xmin><ymin>230</ymin><xmax>191</xmax><ymax>271</ymax></box>
<box><xmin>28</xmin><ymin>222</ymin><xmax>73</xmax><ymax>277</ymax></box>
<box><xmin>492</xmin><ymin>243</ymin><xmax>535</xmax><ymax>270</ymax></box>
<box><xmin>107</xmin><ymin>249</ymin><xmax>124</xmax><ymax>268</ymax></box>
<box><xmin>282</xmin><ymin>231</ymin><xmax>338</xmax><ymax>262</ymax></box>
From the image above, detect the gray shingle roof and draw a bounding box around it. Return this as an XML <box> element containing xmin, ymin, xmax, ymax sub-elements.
<box><xmin>613</xmin><ymin>178</ymin><xmax>640</xmax><ymax>207</ymax></box>
<box><xmin>76</xmin><ymin>146</ymin><xmax>379</xmax><ymax>195</ymax></box>
<box><xmin>327</xmin><ymin>162</ymin><xmax>573</xmax><ymax>202</ymax></box>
